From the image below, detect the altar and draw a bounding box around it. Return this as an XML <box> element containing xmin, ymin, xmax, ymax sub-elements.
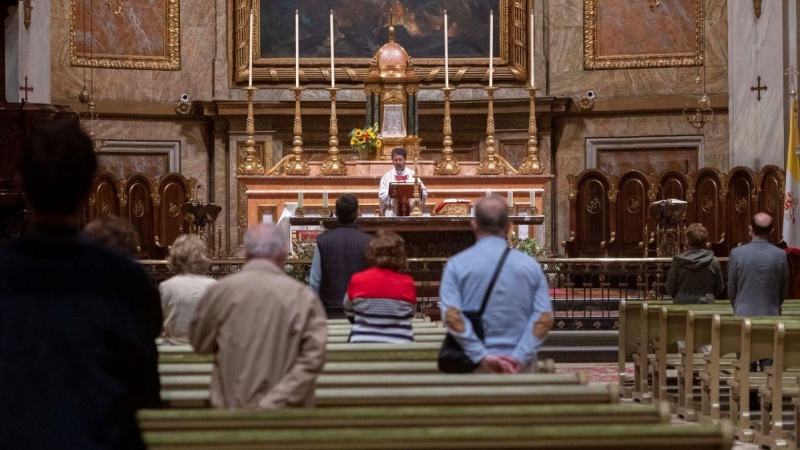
<box><xmin>289</xmin><ymin>215</ymin><xmax>544</xmax><ymax>258</ymax></box>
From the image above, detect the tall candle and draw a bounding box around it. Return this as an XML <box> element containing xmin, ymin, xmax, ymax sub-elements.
<box><xmin>507</xmin><ymin>190</ymin><xmax>514</xmax><ymax>206</ymax></box>
<box><xmin>529</xmin><ymin>190</ymin><xmax>536</xmax><ymax>207</ymax></box>
<box><xmin>330</xmin><ymin>11</ymin><xmax>335</xmax><ymax>88</ymax></box>
<box><xmin>298</xmin><ymin>191</ymin><xmax>304</xmax><ymax>208</ymax></box>
<box><xmin>489</xmin><ymin>10</ymin><xmax>493</xmax><ymax>88</ymax></box>
<box><xmin>486</xmin><ymin>189</ymin><xmax>491</xmax><ymax>197</ymax></box>
<box><xmin>444</xmin><ymin>10</ymin><xmax>449</xmax><ymax>88</ymax></box>
<box><xmin>295</xmin><ymin>10</ymin><xmax>300</xmax><ymax>87</ymax></box>
<box><xmin>248</xmin><ymin>8</ymin><xmax>254</xmax><ymax>88</ymax></box>
<box><xmin>322</xmin><ymin>191</ymin><xmax>329</xmax><ymax>208</ymax></box>
<box><xmin>530</xmin><ymin>10</ymin><xmax>535</xmax><ymax>87</ymax></box>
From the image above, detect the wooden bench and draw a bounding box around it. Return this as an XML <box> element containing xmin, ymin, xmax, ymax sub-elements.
<box><xmin>160</xmin><ymin>372</ymin><xmax>585</xmax><ymax>392</ymax></box>
<box><xmin>618</xmin><ymin>300</ymin><xmax>673</xmax><ymax>397</ymax></box>
<box><xmin>160</xmin><ymin>384</ymin><xmax>619</xmax><ymax>409</ymax></box>
<box><xmin>142</xmin><ymin>422</ymin><xmax>734</xmax><ymax>450</ymax></box>
<box><xmin>139</xmin><ymin>403</ymin><xmax>668</xmax><ymax>431</ymax></box>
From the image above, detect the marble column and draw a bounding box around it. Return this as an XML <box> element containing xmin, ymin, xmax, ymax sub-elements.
<box><xmin>728</xmin><ymin>0</ymin><xmax>797</xmax><ymax>169</ymax></box>
<box><xmin>4</xmin><ymin>0</ymin><xmax>50</xmax><ymax>103</ymax></box>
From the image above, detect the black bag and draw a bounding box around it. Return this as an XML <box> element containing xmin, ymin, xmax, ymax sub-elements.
<box><xmin>437</xmin><ymin>247</ymin><xmax>511</xmax><ymax>373</ymax></box>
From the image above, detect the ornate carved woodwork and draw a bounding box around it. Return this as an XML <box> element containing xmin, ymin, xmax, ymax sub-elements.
<box><xmin>89</xmin><ymin>172</ymin><xmax>194</xmax><ymax>258</ymax></box>
<box><xmin>565</xmin><ymin>165</ymin><xmax>785</xmax><ymax>258</ymax></box>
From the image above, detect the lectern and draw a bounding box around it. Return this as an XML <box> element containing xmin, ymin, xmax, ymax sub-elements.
<box><xmin>388</xmin><ymin>182</ymin><xmax>417</xmax><ymax>217</ymax></box>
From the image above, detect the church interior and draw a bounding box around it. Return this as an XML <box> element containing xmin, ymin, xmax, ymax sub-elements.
<box><xmin>3</xmin><ymin>0</ymin><xmax>800</xmax><ymax>448</ymax></box>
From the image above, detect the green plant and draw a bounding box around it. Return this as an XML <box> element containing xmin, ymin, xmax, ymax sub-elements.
<box><xmin>292</xmin><ymin>237</ymin><xmax>316</xmax><ymax>260</ymax></box>
<box><xmin>349</xmin><ymin>122</ymin><xmax>382</xmax><ymax>159</ymax></box>
<box><xmin>508</xmin><ymin>232</ymin><xmax>546</xmax><ymax>258</ymax></box>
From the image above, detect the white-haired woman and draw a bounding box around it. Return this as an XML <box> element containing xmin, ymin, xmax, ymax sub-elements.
<box><xmin>159</xmin><ymin>235</ymin><xmax>216</xmax><ymax>344</ymax></box>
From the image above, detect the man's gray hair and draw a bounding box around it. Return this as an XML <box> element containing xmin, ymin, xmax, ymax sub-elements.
<box><xmin>244</xmin><ymin>223</ymin><xmax>289</xmax><ymax>259</ymax></box>
<box><xmin>474</xmin><ymin>195</ymin><xmax>509</xmax><ymax>236</ymax></box>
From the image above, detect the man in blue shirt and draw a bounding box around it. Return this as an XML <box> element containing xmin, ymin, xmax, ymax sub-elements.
<box><xmin>440</xmin><ymin>195</ymin><xmax>553</xmax><ymax>373</ymax></box>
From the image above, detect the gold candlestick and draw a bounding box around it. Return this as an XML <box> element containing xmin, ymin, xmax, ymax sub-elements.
<box><xmin>434</xmin><ymin>87</ymin><xmax>460</xmax><ymax>175</ymax></box>
<box><xmin>321</xmin><ymin>87</ymin><xmax>347</xmax><ymax>176</ymax></box>
<box><xmin>518</xmin><ymin>86</ymin><xmax>544</xmax><ymax>175</ymax></box>
<box><xmin>237</xmin><ymin>87</ymin><xmax>266</xmax><ymax>175</ymax></box>
<box><xmin>410</xmin><ymin>156</ymin><xmax>423</xmax><ymax>216</ymax></box>
<box><xmin>284</xmin><ymin>86</ymin><xmax>310</xmax><ymax>175</ymax></box>
<box><xmin>478</xmin><ymin>86</ymin><xmax>504</xmax><ymax>175</ymax></box>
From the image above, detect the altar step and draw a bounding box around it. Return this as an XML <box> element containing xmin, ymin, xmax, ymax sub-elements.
<box><xmin>538</xmin><ymin>331</ymin><xmax>618</xmax><ymax>364</ymax></box>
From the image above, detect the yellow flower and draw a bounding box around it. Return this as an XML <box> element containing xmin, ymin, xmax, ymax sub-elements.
<box><xmin>354</xmin><ymin>129</ymin><xmax>363</xmax><ymax>137</ymax></box>
<box><xmin>376</xmin><ymin>140</ymin><xmax>383</xmax><ymax>148</ymax></box>
<box><xmin>350</xmin><ymin>137</ymin><xmax>357</xmax><ymax>145</ymax></box>
<box><xmin>367</xmin><ymin>130</ymin><xmax>376</xmax><ymax>139</ymax></box>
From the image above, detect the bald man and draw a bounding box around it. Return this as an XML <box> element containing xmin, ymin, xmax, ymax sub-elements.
<box><xmin>728</xmin><ymin>212</ymin><xmax>789</xmax><ymax>317</ymax></box>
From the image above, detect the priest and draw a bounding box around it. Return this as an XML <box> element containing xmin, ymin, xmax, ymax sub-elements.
<box><xmin>378</xmin><ymin>147</ymin><xmax>427</xmax><ymax>216</ymax></box>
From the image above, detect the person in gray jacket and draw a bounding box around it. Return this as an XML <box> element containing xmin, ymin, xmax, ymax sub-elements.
<box><xmin>728</xmin><ymin>212</ymin><xmax>789</xmax><ymax>317</ymax></box>
<box><xmin>665</xmin><ymin>223</ymin><xmax>724</xmax><ymax>304</ymax></box>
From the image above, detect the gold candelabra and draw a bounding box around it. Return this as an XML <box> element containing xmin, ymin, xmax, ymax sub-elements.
<box><xmin>410</xmin><ymin>156</ymin><xmax>422</xmax><ymax>216</ymax></box>
<box><xmin>478</xmin><ymin>87</ymin><xmax>502</xmax><ymax>175</ymax></box>
<box><xmin>434</xmin><ymin>87</ymin><xmax>460</xmax><ymax>175</ymax></box>
<box><xmin>518</xmin><ymin>86</ymin><xmax>544</xmax><ymax>174</ymax></box>
<box><xmin>238</xmin><ymin>87</ymin><xmax>265</xmax><ymax>175</ymax></box>
<box><xmin>320</xmin><ymin>87</ymin><xmax>347</xmax><ymax>176</ymax></box>
<box><xmin>284</xmin><ymin>86</ymin><xmax>310</xmax><ymax>175</ymax></box>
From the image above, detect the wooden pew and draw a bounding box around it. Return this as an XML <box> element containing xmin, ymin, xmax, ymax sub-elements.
<box><xmin>678</xmin><ymin>310</ymin><xmax>729</xmax><ymax>421</ymax></box>
<box><xmin>160</xmin><ymin>372</ymin><xmax>586</xmax><ymax>392</ymax></box>
<box><xmin>142</xmin><ymin>422</ymin><xmax>734</xmax><ymax>450</ymax></box>
<box><xmin>754</xmin><ymin>323</ymin><xmax>800</xmax><ymax>449</ymax></box>
<box><xmin>161</xmin><ymin>384</ymin><xmax>619</xmax><ymax>409</ymax></box>
<box><xmin>618</xmin><ymin>300</ymin><xmax>672</xmax><ymax>397</ymax></box>
<box><xmin>139</xmin><ymin>403</ymin><xmax>669</xmax><ymax>431</ymax></box>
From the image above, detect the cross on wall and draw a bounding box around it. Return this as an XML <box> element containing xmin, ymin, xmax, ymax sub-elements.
<box><xmin>750</xmin><ymin>76</ymin><xmax>767</xmax><ymax>101</ymax></box>
<box><xmin>19</xmin><ymin>76</ymin><xmax>34</xmax><ymax>102</ymax></box>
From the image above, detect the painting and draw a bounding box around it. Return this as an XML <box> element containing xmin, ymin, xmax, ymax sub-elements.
<box><xmin>233</xmin><ymin>0</ymin><xmax>532</xmax><ymax>85</ymax></box>
<box><xmin>70</xmin><ymin>0</ymin><xmax>180</xmax><ymax>70</ymax></box>
<box><xmin>584</xmin><ymin>0</ymin><xmax>703</xmax><ymax>69</ymax></box>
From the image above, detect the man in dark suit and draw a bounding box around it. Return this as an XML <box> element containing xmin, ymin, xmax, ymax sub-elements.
<box><xmin>309</xmin><ymin>194</ymin><xmax>373</xmax><ymax>318</ymax></box>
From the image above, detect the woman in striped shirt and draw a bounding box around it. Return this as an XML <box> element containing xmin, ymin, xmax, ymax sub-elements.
<box><xmin>343</xmin><ymin>231</ymin><xmax>417</xmax><ymax>343</ymax></box>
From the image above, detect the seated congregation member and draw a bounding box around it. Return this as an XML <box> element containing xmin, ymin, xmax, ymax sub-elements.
<box><xmin>159</xmin><ymin>235</ymin><xmax>216</xmax><ymax>345</ymax></box>
<box><xmin>190</xmin><ymin>223</ymin><xmax>327</xmax><ymax>409</ymax></box>
<box><xmin>84</xmin><ymin>215</ymin><xmax>141</xmax><ymax>256</ymax></box>
<box><xmin>309</xmin><ymin>193</ymin><xmax>373</xmax><ymax>319</ymax></box>
<box><xmin>665</xmin><ymin>223</ymin><xmax>724</xmax><ymax>304</ymax></box>
<box><xmin>344</xmin><ymin>231</ymin><xmax>416</xmax><ymax>343</ymax></box>
<box><xmin>440</xmin><ymin>196</ymin><xmax>553</xmax><ymax>373</ymax></box>
<box><xmin>0</xmin><ymin>120</ymin><xmax>161</xmax><ymax>449</ymax></box>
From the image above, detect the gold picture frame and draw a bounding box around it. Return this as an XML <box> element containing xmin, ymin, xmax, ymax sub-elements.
<box><xmin>584</xmin><ymin>0</ymin><xmax>704</xmax><ymax>70</ymax></box>
<box><xmin>232</xmin><ymin>0</ymin><xmax>532</xmax><ymax>86</ymax></box>
<box><xmin>69</xmin><ymin>0</ymin><xmax>180</xmax><ymax>70</ymax></box>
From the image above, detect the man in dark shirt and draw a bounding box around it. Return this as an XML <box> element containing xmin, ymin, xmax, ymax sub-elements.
<box><xmin>0</xmin><ymin>120</ymin><xmax>162</xmax><ymax>449</ymax></box>
<box><xmin>309</xmin><ymin>194</ymin><xmax>373</xmax><ymax>318</ymax></box>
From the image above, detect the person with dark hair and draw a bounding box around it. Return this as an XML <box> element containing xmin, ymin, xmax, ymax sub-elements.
<box><xmin>439</xmin><ymin>195</ymin><xmax>553</xmax><ymax>373</ymax></box>
<box><xmin>378</xmin><ymin>147</ymin><xmax>427</xmax><ymax>216</ymax></box>
<box><xmin>665</xmin><ymin>223</ymin><xmax>724</xmax><ymax>304</ymax></box>
<box><xmin>729</xmin><ymin>212</ymin><xmax>789</xmax><ymax>317</ymax></box>
<box><xmin>190</xmin><ymin>223</ymin><xmax>327</xmax><ymax>409</ymax></box>
<box><xmin>84</xmin><ymin>215</ymin><xmax>141</xmax><ymax>256</ymax></box>
<box><xmin>0</xmin><ymin>120</ymin><xmax>162</xmax><ymax>449</ymax></box>
<box><xmin>309</xmin><ymin>194</ymin><xmax>373</xmax><ymax>318</ymax></box>
<box><xmin>343</xmin><ymin>231</ymin><xmax>416</xmax><ymax>343</ymax></box>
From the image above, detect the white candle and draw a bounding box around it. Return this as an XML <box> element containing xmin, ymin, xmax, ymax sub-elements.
<box><xmin>444</xmin><ymin>10</ymin><xmax>449</xmax><ymax>88</ymax></box>
<box><xmin>248</xmin><ymin>8</ymin><xmax>254</xmax><ymax>88</ymax></box>
<box><xmin>529</xmin><ymin>190</ymin><xmax>536</xmax><ymax>207</ymax></box>
<box><xmin>486</xmin><ymin>189</ymin><xmax>491</xmax><ymax>197</ymax></box>
<box><xmin>507</xmin><ymin>190</ymin><xmax>514</xmax><ymax>206</ymax></box>
<box><xmin>489</xmin><ymin>10</ymin><xmax>493</xmax><ymax>88</ymax></box>
<box><xmin>298</xmin><ymin>191</ymin><xmax>304</xmax><ymax>208</ymax></box>
<box><xmin>530</xmin><ymin>10</ymin><xmax>535</xmax><ymax>87</ymax></box>
<box><xmin>322</xmin><ymin>191</ymin><xmax>329</xmax><ymax>208</ymax></box>
<box><xmin>330</xmin><ymin>11</ymin><xmax>335</xmax><ymax>88</ymax></box>
<box><xmin>295</xmin><ymin>10</ymin><xmax>300</xmax><ymax>87</ymax></box>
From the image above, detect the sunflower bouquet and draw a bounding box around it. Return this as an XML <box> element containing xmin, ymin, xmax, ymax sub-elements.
<box><xmin>349</xmin><ymin>123</ymin><xmax>382</xmax><ymax>159</ymax></box>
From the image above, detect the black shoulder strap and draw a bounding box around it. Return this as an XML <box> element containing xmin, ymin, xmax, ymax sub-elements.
<box><xmin>478</xmin><ymin>247</ymin><xmax>511</xmax><ymax>315</ymax></box>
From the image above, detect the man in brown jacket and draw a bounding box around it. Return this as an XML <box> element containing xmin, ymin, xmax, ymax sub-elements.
<box><xmin>190</xmin><ymin>223</ymin><xmax>327</xmax><ymax>409</ymax></box>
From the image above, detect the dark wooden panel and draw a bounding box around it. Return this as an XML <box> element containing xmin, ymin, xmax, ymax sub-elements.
<box><xmin>616</xmin><ymin>172</ymin><xmax>648</xmax><ymax>257</ymax></box>
<box><xmin>577</xmin><ymin>175</ymin><xmax>610</xmax><ymax>257</ymax></box>
<box><xmin>124</xmin><ymin>176</ymin><xmax>154</xmax><ymax>259</ymax></box>
<box><xmin>691</xmin><ymin>170</ymin><xmax>723</xmax><ymax>244</ymax></box>
<box><xmin>89</xmin><ymin>172</ymin><xmax>121</xmax><ymax>221</ymax></box>
<box><xmin>157</xmin><ymin>174</ymin><xmax>189</xmax><ymax>250</ymax></box>
<box><xmin>726</xmin><ymin>168</ymin><xmax>755</xmax><ymax>249</ymax></box>
<box><xmin>657</xmin><ymin>170</ymin><xmax>688</xmax><ymax>201</ymax></box>
<box><xmin>757</xmin><ymin>165</ymin><xmax>784</xmax><ymax>243</ymax></box>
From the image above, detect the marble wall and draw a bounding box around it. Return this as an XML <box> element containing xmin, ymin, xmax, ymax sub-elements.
<box><xmin>72</xmin><ymin>0</ymin><xmax>167</xmax><ymax>57</ymax></box>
